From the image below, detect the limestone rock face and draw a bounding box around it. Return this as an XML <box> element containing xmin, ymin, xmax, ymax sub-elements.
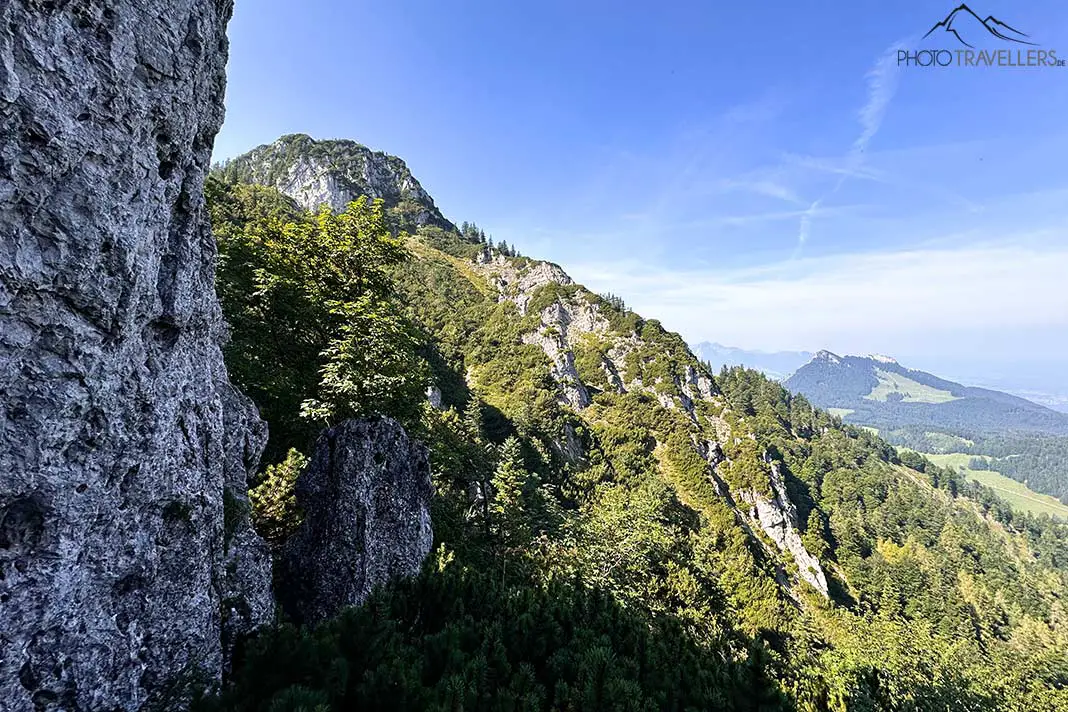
<box><xmin>522</xmin><ymin>302</ymin><xmax>593</xmax><ymax>410</ymax></box>
<box><xmin>280</xmin><ymin>417</ymin><xmax>433</xmax><ymax>624</ymax></box>
<box><xmin>476</xmin><ymin>257</ymin><xmax>573</xmax><ymax>316</ymax></box>
<box><xmin>214</xmin><ymin>134</ymin><xmax>454</xmax><ymax>231</ymax></box>
<box><xmin>0</xmin><ymin>1</ymin><xmax>272</xmax><ymax>709</ymax></box>
<box><xmin>737</xmin><ymin>463</ymin><xmax>829</xmax><ymax>597</ymax></box>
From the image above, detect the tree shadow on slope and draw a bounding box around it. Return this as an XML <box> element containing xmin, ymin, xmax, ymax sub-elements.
<box><xmin>204</xmin><ymin>565</ymin><xmax>788</xmax><ymax>712</ymax></box>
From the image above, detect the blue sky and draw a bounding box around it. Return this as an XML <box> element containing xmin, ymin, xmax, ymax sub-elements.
<box><xmin>216</xmin><ymin>0</ymin><xmax>1068</xmax><ymax>390</ymax></box>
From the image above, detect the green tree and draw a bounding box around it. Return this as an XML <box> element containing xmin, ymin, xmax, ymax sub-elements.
<box><xmin>802</xmin><ymin>509</ymin><xmax>830</xmax><ymax>561</ymax></box>
<box><xmin>209</xmin><ymin>183</ymin><xmax>428</xmax><ymax>461</ymax></box>
<box><xmin>491</xmin><ymin>437</ymin><xmax>532</xmax><ymax>551</ymax></box>
<box><xmin>249</xmin><ymin>449</ymin><xmax>309</xmax><ymax>546</ymax></box>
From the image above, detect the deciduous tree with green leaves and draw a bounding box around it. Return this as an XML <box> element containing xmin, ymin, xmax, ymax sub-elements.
<box><xmin>208</xmin><ymin>180</ymin><xmax>428</xmax><ymax>463</ymax></box>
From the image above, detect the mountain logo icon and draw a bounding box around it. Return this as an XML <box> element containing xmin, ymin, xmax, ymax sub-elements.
<box><xmin>923</xmin><ymin>4</ymin><xmax>1037</xmax><ymax>48</ymax></box>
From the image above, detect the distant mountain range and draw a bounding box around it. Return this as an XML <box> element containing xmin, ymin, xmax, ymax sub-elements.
<box><xmin>785</xmin><ymin>351</ymin><xmax>1068</xmax><ymax>436</ymax></box>
<box><xmin>692</xmin><ymin>342</ymin><xmax>1068</xmax><ymax>415</ymax></box>
<box><xmin>690</xmin><ymin>342</ymin><xmax>812</xmax><ymax>381</ymax></box>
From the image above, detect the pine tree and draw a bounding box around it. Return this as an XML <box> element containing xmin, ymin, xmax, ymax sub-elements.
<box><xmin>802</xmin><ymin>509</ymin><xmax>830</xmax><ymax>560</ymax></box>
<box><xmin>249</xmin><ymin>448</ymin><xmax>309</xmax><ymax>546</ymax></box>
<box><xmin>463</xmin><ymin>397</ymin><xmax>484</xmax><ymax>443</ymax></box>
<box><xmin>491</xmin><ymin>436</ymin><xmax>530</xmax><ymax>550</ymax></box>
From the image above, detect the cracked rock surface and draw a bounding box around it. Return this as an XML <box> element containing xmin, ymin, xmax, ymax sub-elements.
<box><xmin>280</xmin><ymin>417</ymin><xmax>433</xmax><ymax>625</ymax></box>
<box><xmin>0</xmin><ymin>1</ymin><xmax>272</xmax><ymax>709</ymax></box>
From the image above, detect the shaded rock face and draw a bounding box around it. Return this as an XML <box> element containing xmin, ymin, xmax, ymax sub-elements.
<box><xmin>280</xmin><ymin>417</ymin><xmax>433</xmax><ymax>624</ymax></box>
<box><xmin>0</xmin><ymin>1</ymin><xmax>272</xmax><ymax>709</ymax></box>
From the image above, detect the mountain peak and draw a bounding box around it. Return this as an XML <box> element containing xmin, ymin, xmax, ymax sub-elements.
<box><xmin>814</xmin><ymin>350</ymin><xmax>842</xmax><ymax>364</ymax></box>
<box><xmin>787</xmin><ymin>351</ymin><xmax>1068</xmax><ymax>436</ymax></box>
<box><xmin>214</xmin><ymin>135</ymin><xmax>455</xmax><ymax>231</ymax></box>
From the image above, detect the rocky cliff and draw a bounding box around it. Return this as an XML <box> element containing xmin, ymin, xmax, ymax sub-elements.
<box><xmin>214</xmin><ymin>134</ymin><xmax>454</xmax><ymax>231</ymax></box>
<box><xmin>736</xmin><ymin>462</ymin><xmax>829</xmax><ymax>595</ymax></box>
<box><xmin>0</xmin><ymin>2</ymin><xmax>271</xmax><ymax>709</ymax></box>
<box><xmin>279</xmin><ymin>418</ymin><xmax>433</xmax><ymax>624</ymax></box>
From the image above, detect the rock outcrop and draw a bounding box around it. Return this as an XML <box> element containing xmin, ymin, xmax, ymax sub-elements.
<box><xmin>522</xmin><ymin>301</ymin><xmax>593</xmax><ymax>410</ymax></box>
<box><xmin>0</xmin><ymin>1</ymin><xmax>271</xmax><ymax>709</ymax></box>
<box><xmin>280</xmin><ymin>417</ymin><xmax>433</xmax><ymax>624</ymax></box>
<box><xmin>214</xmin><ymin>134</ymin><xmax>454</xmax><ymax>231</ymax></box>
<box><xmin>698</xmin><ymin>442</ymin><xmax>829</xmax><ymax>596</ymax></box>
<box><xmin>736</xmin><ymin>463</ymin><xmax>829</xmax><ymax>596</ymax></box>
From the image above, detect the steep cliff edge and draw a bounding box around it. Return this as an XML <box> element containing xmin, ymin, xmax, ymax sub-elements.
<box><xmin>0</xmin><ymin>2</ymin><xmax>271</xmax><ymax>709</ymax></box>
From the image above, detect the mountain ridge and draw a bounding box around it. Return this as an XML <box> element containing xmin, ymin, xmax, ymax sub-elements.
<box><xmin>212</xmin><ymin>150</ymin><xmax>835</xmax><ymax>599</ymax></box>
<box><xmin>207</xmin><ymin>134</ymin><xmax>1068</xmax><ymax>709</ymax></box>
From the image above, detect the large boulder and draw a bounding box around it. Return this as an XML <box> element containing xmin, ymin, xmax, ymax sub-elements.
<box><xmin>280</xmin><ymin>417</ymin><xmax>433</xmax><ymax>624</ymax></box>
<box><xmin>0</xmin><ymin>1</ymin><xmax>272</xmax><ymax>709</ymax></box>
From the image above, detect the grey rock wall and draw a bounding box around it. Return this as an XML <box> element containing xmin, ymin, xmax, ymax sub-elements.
<box><xmin>0</xmin><ymin>1</ymin><xmax>272</xmax><ymax>709</ymax></box>
<box><xmin>736</xmin><ymin>463</ymin><xmax>829</xmax><ymax>597</ymax></box>
<box><xmin>280</xmin><ymin>417</ymin><xmax>433</xmax><ymax>624</ymax></box>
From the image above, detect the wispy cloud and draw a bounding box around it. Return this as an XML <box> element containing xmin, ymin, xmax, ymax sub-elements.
<box><xmin>794</xmin><ymin>42</ymin><xmax>905</xmax><ymax>251</ymax></box>
<box><xmin>718</xmin><ymin>176</ymin><xmax>806</xmax><ymax>205</ymax></box>
<box><xmin>852</xmin><ymin>43</ymin><xmax>905</xmax><ymax>162</ymax></box>
<box><xmin>720</xmin><ymin>92</ymin><xmax>789</xmax><ymax>126</ymax></box>
<box><xmin>568</xmin><ymin>236</ymin><xmax>1068</xmax><ymax>358</ymax></box>
<box><xmin>795</xmin><ymin>198</ymin><xmax>820</xmax><ymax>250</ymax></box>
<box><xmin>782</xmin><ymin>153</ymin><xmax>888</xmax><ymax>183</ymax></box>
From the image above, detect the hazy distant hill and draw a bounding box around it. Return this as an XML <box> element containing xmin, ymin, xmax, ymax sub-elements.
<box><xmin>786</xmin><ymin>351</ymin><xmax>1068</xmax><ymax>505</ymax></box>
<box><xmin>785</xmin><ymin>351</ymin><xmax>1068</xmax><ymax>436</ymax></box>
<box><xmin>691</xmin><ymin>342</ymin><xmax>812</xmax><ymax>381</ymax></box>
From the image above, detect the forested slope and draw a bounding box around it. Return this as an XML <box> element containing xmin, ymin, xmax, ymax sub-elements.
<box><xmin>786</xmin><ymin>352</ymin><xmax>1068</xmax><ymax>436</ymax></box>
<box><xmin>787</xmin><ymin>352</ymin><xmax>1068</xmax><ymax>504</ymax></box>
<box><xmin>201</xmin><ymin>140</ymin><xmax>1068</xmax><ymax>711</ymax></box>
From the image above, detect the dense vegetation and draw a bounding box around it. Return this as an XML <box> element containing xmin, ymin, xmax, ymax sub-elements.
<box><xmin>885</xmin><ymin>426</ymin><xmax>1068</xmax><ymax>505</ymax></box>
<box><xmin>205</xmin><ymin>175</ymin><xmax>1068</xmax><ymax>711</ymax></box>
<box><xmin>787</xmin><ymin>354</ymin><xmax>1068</xmax><ymax>506</ymax></box>
<box><xmin>207</xmin><ymin>179</ymin><xmax>427</xmax><ymax>463</ymax></box>
<box><xmin>209</xmin><ymin>567</ymin><xmax>785</xmax><ymax>712</ymax></box>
